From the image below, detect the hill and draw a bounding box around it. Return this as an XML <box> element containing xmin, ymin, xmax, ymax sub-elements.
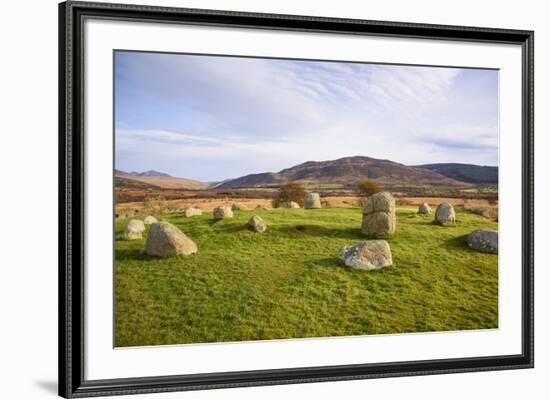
<box><xmin>417</xmin><ymin>163</ymin><xmax>498</xmax><ymax>184</ymax></box>
<box><xmin>114</xmin><ymin>176</ymin><xmax>159</xmax><ymax>189</ymax></box>
<box><xmin>137</xmin><ymin>169</ymin><xmax>171</xmax><ymax>177</ymax></box>
<box><xmin>217</xmin><ymin>156</ymin><xmax>470</xmax><ymax>189</ymax></box>
<box><xmin>115</xmin><ymin>169</ymin><xmax>208</xmax><ymax>190</ymax></box>
<box><xmin>115</xmin><ymin>169</ymin><xmax>171</xmax><ymax>177</ymax></box>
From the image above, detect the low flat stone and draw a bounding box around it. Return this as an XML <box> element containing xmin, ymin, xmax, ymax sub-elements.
<box><xmin>467</xmin><ymin>229</ymin><xmax>498</xmax><ymax>254</ymax></box>
<box><xmin>288</xmin><ymin>201</ymin><xmax>300</xmax><ymax>209</ymax></box>
<box><xmin>418</xmin><ymin>203</ymin><xmax>431</xmax><ymax>214</ymax></box>
<box><xmin>232</xmin><ymin>203</ymin><xmax>248</xmax><ymax>211</ymax></box>
<box><xmin>183</xmin><ymin>207</ymin><xmax>202</xmax><ymax>217</ymax></box>
<box><xmin>339</xmin><ymin>240</ymin><xmax>393</xmax><ymax>271</ymax></box>
<box><xmin>213</xmin><ymin>206</ymin><xmax>234</xmax><ymax>220</ymax></box>
<box><xmin>145</xmin><ymin>222</ymin><xmax>197</xmax><ymax>257</ymax></box>
<box><xmin>144</xmin><ymin>215</ymin><xmax>157</xmax><ymax>224</ymax></box>
<box><xmin>121</xmin><ymin>219</ymin><xmax>145</xmax><ymax>241</ymax></box>
<box><xmin>248</xmin><ymin>215</ymin><xmax>267</xmax><ymax>233</ymax></box>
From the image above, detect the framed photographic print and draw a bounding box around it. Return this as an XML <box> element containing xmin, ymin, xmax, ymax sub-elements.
<box><xmin>59</xmin><ymin>1</ymin><xmax>534</xmax><ymax>397</ymax></box>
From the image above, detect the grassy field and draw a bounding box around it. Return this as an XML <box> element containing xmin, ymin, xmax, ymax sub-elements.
<box><xmin>304</xmin><ymin>183</ymin><xmax>345</xmax><ymax>189</ymax></box>
<box><xmin>114</xmin><ymin>206</ymin><xmax>498</xmax><ymax>347</ymax></box>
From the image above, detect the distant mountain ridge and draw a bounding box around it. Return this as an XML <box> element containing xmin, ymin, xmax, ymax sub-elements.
<box><xmin>115</xmin><ymin>169</ymin><xmax>171</xmax><ymax>177</ymax></box>
<box><xmin>114</xmin><ymin>159</ymin><xmax>497</xmax><ymax>191</ymax></box>
<box><xmin>115</xmin><ymin>169</ymin><xmax>208</xmax><ymax>190</ymax></box>
<box><xmin>217</xmin><ymin>156</ymin><xmax>471</xmax><ymax>189</ymax></box>
<box><xmin>417</xmin><ymin>163</ymin><xmax>498</xmax><ymax>184</ymax></box>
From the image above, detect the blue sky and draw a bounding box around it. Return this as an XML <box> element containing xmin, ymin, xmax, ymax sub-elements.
<box><xmin>115</xmin><ymin>51</ymin><xmax>498</xmax><ymax>181</ymax></box>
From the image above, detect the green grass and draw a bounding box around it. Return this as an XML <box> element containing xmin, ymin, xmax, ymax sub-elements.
<box><xmin>115</xmin><ymin>207</ymin><xmax>498</xmax><ymax>347</ymax></box>
<box><xmin>304</xmin><ymin>183</ymin><xmax>345</xmax><ymax>189</ymax></box>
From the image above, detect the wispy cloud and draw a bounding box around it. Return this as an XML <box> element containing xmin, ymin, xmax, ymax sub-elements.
<box><xmin>115</xmin><ymin>52</ymin><xmax>498</xmax><ymax>180</ymax></box>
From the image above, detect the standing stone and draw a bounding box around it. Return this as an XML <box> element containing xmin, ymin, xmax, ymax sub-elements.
<box><xmin>121</xmin><ymin>219</ymin><xmax>145</xmax><ymax>241</ymax></box>
<box><xmin>339</xmin><ymin>240</ymin><xmax>393</xmax><ymax>271</ymax></box>
<box><xmin>434</xmin><ymin>203</ymin><xmax>456</xmax><ymax>225</ymax></box>
<box><xmin>288</xmin><ymin>201</ymin><xmax>300</xmax><ymax>209</ymax></box>
<box><xmin>304</xmin><ymin>193</ymin><xmax>322</xmax><ymax>209</ymax></box>
<box><xmin>213</xmin><ymin>206</ymin><xmax>234</xmax><ymax>220</ymax></box>
<box><xmin>232</xmin><ymin>203</ymin><xmax>248</xmax><ymax>211</ymax></box>
<box><xmin>248</xmin><ymin>215</ymin><xmax>267</xmax><ymax>233</ymax></box>
<box><xmin>144</xmin><ymin>215</ymin><xmax>157</xmax><ymax>225</ymax></box>
<box><xmin>256</xmin><ymin>204</ymin><xmax>269</xmax><ymax>210</ymax></box>
<box><xmin>467</xmin><ymin>229</ymin><xmax>498</xmax><ymax>254</ymax></box>
<box><xmin>418</xmin><ymin>203</ymin><xmax>431</xmax><ymax>214</ymax></box>
<box><xmin>183</xmin><ymin>207</ymin><xmax>202</xmax><ymax>217</ymax></box>
<box><xmin>361</xmin><ymin>192</ymin><xmax>396</xmax><ymax>237</ymax></box>
<box><xmin>145</xmin><ymin>222</ymin><xmax>197</xmax><ymax>257</ymax></box>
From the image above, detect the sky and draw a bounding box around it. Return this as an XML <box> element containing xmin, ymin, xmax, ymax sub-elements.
<box><xmin>114</xmin><ymin>51</ymin><xmax>498</xmax><ymax>182</ymax></box>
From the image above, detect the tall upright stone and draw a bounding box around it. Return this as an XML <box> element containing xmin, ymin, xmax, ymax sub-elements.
<box><xmin>434</xmin><ymin>203</ymin><xmax>456</xmax><ymax>225</ymax></box>
<box><xmin>361</xmin><ymin>192</ymin><xmax>396</xmax><ymax>237</ymax></box>
<box><xmin>304</xmin><ymin>193</ymin><xmax>321</xmax><ymax>209</ymax></box>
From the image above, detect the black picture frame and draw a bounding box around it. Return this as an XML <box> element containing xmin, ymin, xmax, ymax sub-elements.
<box><xmin>59</xmin><ymin>1</ymin><xmax>534</xmax><ymax>397</ymax></box>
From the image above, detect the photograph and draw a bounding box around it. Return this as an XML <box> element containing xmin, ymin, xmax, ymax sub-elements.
<box><xmin>113</xmin><ymin>50</ymin><xmax>499</xmax><ymax>347</ymax></box>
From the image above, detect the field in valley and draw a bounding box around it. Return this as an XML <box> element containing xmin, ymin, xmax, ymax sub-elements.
<box><xmin>114</xmin><ymin>205</ymin><xmax>498</xmax><ymax>347</ymax></box>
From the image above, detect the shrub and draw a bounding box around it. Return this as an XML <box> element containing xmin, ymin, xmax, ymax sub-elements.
<box><xmin>464</xmin><ymin>203</ymin><xmax>499</xmax><ymax>221</ymax></box>
<box><xmin>357</xmin><ymin>179</ymin><xmax>382</xmax><ymax>196</ymax></box>
<box><xmin>273</xmin><ymin>183</ymin><xmax>306</xmax><ymax>208</ymax></box>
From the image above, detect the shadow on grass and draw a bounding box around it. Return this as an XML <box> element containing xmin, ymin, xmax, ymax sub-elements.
<box><xmin>308</xmin><ymin>257</ymin><xmax>343</xmax><ymax>269</ymax></box>
<box><xmin>211</xmin><ymin>222</ymin><xmax>250</xmax><ymax>234</ymax></box>
<box><xmin>278</xmin><ymin>225</ymin><xmax>364</xmax><ymax>240</ymax></box>
<box><xmin>114</xmin><ymin>247</ymin><xmax>149</xmax><ymax>261</ymax></box>
<box><xmin>441</xmin><ymin>234</ymin><xmax>469</xmax><ymax>250</ymax></box>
